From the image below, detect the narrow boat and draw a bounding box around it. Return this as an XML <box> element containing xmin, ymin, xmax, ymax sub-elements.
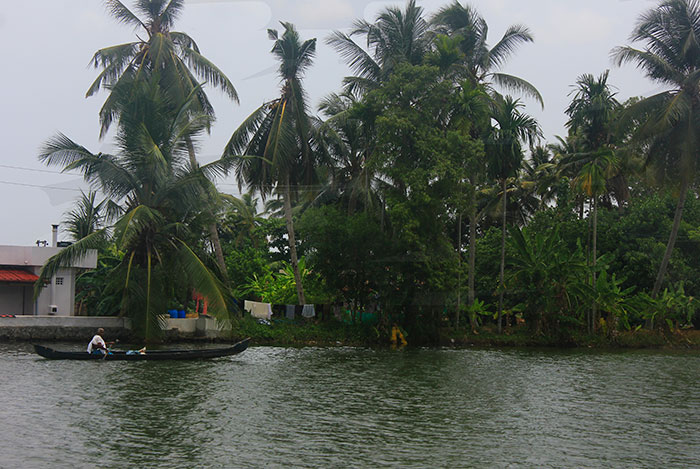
<box><xmin>33</xmin><ymin>338</ymin><xmax>250</xmax><ymax>361</ymax></box>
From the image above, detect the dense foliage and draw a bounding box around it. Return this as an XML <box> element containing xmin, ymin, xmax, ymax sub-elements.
<box><xmin>41</xmin><ymin>0</ymin><xmax>700</xmax><ymax>343</ymax></box>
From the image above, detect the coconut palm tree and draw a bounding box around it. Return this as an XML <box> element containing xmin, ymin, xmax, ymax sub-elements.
<box><xmin>221</xmin><ymin>23</ymin><xmax>317</xmax><ymax>305</ymax></box>
<box><xmin>613</xmin><ymin>0</ymin><xmax>700</xmax><ymax>300</ymax></box>
<box><xmin>431</xmin><ymin>1</ymin><xmax>543</xmax><ymax>105</ymax></box>
<box><xmin>316</xmin><ymin>92</ymin><xmax>384</xmax><ymax>215</ymax></box>
<box><xmin>326</xmin><ymin>0</ymin><xmax>431</xmax><ymax>96</ymax></box>
<box><xmin>37</xmin><ymin>77</ymin><xmax>229</xmax><ymax>339</ymax></box>
<box><xmin>88</xmin><ymin>0</ymin><xmax>237</xmax><ymax>134</ymax></box>
<box><xmin>486</xmin><ymin>96</ymin><xmax>541</xmax><ymax>333</ymax></box>
<box><xmin>88</xmin><ymin>0</ymin><xmax>238</xmax><ymax>275</ymax></box>
<box><xmin>63</xmin><ymin>191</ymin><xmax>109</xmax><ymax>242</ymax></box>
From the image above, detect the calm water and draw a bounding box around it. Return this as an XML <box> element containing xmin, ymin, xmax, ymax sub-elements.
<box><xmin>0</xmin><ymin>343</ymin><xmax>698</xmax><ymax>468</ymax></box>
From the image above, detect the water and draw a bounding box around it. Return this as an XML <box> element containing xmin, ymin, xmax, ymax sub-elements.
<box><xmin>1</xmin><ymin>343</ymin><xmax>698</xmax><ymax>468</ymax></box>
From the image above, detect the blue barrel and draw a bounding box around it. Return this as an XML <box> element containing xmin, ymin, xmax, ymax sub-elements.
<box><xmin>168</xmin><ymin>309</ymin><xmax>178</xmax><ymax>318</ymax></box>
<box><xmin>178</xmin><ymin>309</ymin><xmax>186</xmax><ymax>319</ymax></box>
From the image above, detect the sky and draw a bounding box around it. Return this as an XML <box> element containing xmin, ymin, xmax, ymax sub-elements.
<box><xmin>0</xmin><ymin>0</ymin><xmax>662</xmax><ymax>246</ymax></box>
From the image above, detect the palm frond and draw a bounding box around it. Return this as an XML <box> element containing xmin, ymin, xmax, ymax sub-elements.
<box><xmin>105</xmin><ymin>0</ymin><xmax>146</xmax><ymax>29</ymax></box>
<box><xmin>491</xmin><ymin>73</ymin><xmax>544</xmax><ymax>107</ymax></box>
<box><xmin>487</xmin><ymin>24</ymin><xmax>534</xmax><ymax>70</ymax></box>
<box><xmin>182</xmin><ymin>47</ymin><xmax>239</xmax><ymax>102</ymax></box>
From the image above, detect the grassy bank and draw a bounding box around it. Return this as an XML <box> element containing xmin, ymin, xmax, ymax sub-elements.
<box><xmin>226</xmin><ymin>317</ymin><xmax>700</xmax><ymax>349</ymax></box>
<box><xmin>440</xmin><ymin>326</ymin><xmax>700</xmax><ymax>349</ymax></box>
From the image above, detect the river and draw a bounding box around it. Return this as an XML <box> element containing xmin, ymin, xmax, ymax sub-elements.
<box><xmin>0</xmin><ymin>343</ymin><xmax>698</xmax><ymax>468</ymax></box>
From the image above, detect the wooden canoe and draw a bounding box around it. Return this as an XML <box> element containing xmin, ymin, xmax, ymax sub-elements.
<box><xmin>33</xmin><ymin>338</ymin><xmax>250</xmax><ymax>361</ymax></box>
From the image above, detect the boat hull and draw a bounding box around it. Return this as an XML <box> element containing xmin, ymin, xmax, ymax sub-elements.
<box><xmin>33</xmin><ymin>338</ymin><xmax>250</xmax><ymax>361</ymax></box>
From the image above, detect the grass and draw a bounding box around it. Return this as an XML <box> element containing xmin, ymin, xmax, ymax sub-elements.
<box><xmin>218</xmin><ymin>316</ymin><xmax>700</xmax><ymax>349</ymax></box>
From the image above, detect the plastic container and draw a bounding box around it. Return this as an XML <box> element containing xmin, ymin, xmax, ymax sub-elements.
<box><xmin>178</xmin><ymin>309</ymin><xmax>186</xmax><ymax>319</ymax></box>
<box><xmin>168</xmin><ymin>309</ymin><xmax>178</xmax><ymax>318</ymax></box>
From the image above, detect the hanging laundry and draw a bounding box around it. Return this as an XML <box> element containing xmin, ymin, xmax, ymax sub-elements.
<box><xmin>302</xmin><ymin>304</ymin><xmax>315</xmax><ymax>318</ymax></box>
<box><xmin>244</xmin><ymin>300</ymin><xmax>272</xmax><ymax>320</ymax></box>
<box><xmin>285</xmin><ymin>304</ymin><xmax>295</xmax><ymax>320</ymax></box>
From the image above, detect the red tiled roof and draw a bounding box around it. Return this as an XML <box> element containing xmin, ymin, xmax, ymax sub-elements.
<box><xmin>0</xmin><ymin>269</ymin><xmax>39</xmax><ymax>283</ymax></box>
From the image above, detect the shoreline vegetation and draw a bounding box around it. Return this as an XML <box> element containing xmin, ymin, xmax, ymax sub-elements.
<box><xmin>35</xmin><ymin>0</ymin><xmax>700</xmax><ymax>344</ymax></box>
<box><xmin>223</xmin><ymin>317</ymin><xmax>700</xmax><ymax>350</ymax></box>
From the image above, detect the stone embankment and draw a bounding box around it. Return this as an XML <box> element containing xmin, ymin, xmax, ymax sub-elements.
<box><xmin>0</xmin><ymin>316</ymin><xmax>226</xmax><ymax>342</ymax></box>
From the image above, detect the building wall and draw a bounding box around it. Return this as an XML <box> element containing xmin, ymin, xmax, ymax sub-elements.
<box><xmin>0</xmin><ymin>246</ymin><xmax>97</xmax><ymax>269</ymax></box>
<box><xmin>0</xmin><ymin>245</ymin><xmax>97</xmax><ymax>316</ymax></box>
<box><xmin>33</xmin><ymin>267</ymin><xmax>76</xmax><ymax>316</ymax></box>
<box><xmin>0</xmin><ymin>284</ymin><xmax>33</xmax><ymax>315</ymax></box>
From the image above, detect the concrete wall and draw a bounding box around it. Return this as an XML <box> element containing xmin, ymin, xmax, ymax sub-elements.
<box><xmin>0</xmin><ymin>316</ymin><xmax>228</xmax><ymax>341</ymax></box>
<box><xmin>0</xmin><ymin>316</ymin><xmax>133</xmax><ymax>341</ymax></box>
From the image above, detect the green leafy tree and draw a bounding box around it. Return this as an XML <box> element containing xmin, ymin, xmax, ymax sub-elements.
<box><xmin>362</xmin><ymin>64</ymin><xmax>483</xmax><ymax>338</ymax></box>
<box><xmin>507</xmin><ymin>226</ymin><xmax>591</xmax><ymax>336</ymax></box>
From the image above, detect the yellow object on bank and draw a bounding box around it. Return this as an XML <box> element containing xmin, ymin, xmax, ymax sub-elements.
<box><xmin>391</xmin><ymin>325</ymin><xmax>407</xmax><ymax>346</ymax></box>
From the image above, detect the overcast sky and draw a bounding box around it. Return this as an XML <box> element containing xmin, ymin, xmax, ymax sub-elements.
<box><xmin>0</xmin><ymin>0</ymin><xmax>661</xmax><ymax>246</ymax></box>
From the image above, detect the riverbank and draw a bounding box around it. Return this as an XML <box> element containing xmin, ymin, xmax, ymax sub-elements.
<box><xmin>439</xmin><ymin>327</ymin><xmax>700</xmax><ymax>350</ymax></box>
<box><xmin>3</xmin><ymin>315</ymin><xmax>699</xmax><ymax>349</ymax></box>
<box><xmin>225</xmin><ymin>317</ymin><xmax>700</xmax><ymax>350</ymax></box>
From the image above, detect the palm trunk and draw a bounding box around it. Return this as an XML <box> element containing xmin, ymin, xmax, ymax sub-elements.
<box><xmin>185</xmin><ymin>136</ymin><xmax>228</xmax><ymax>277</ymax></box>
<box><xmin>283</xmin><ymin>177</ymin><xmax>306</xmax><ymax>305</ymax></box>
<box><xmin>208</xmin><ymin>223</ymin><xmax>227</xmax><ymax>277</ymax></box>
<box><xmin>497</xmin><ymin>179</ymin><xmax>507</xmax><ymax>334</ymax></box>
<box><xmin>651</xmin><ymin>179</ymin><xmax>690</xmax><ymax>309</ymax></box>
<box><xmin>592</xmin><ymin>196</ymin><xmax>598</xmax><ymax>332</ymax></box>
<box><xmin>468</xmin><ymin>201</ymin><xmax>478</xmax><ymax>333</ymax></box>
<box><xmin>586</xmin><ymin>198</ymin><xmax>592</xmax><ymax>334</ymax></box>
<box><xmin>456</xmin><ymin>213</ymin><xmax>461</xmax><ymax>328</ymax></box>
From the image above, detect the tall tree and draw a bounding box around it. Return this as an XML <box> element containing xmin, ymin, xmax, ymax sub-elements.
<box><xmin>88</xmin><ymin>0</ymin><xmax>237</xmax><ymax>134</ymax></box>
<box><xmin>431</xmin><ymin>1</ymin><xmax>543</xmax><ymax>105</ymax></box>
<box><xmin>326</xmin><ymin>0</ymin><xmax>431</xmax><ymax>96</ymax></box>
<box><xmin>38</xmin><ymin>78</ymin><xmax>229</xmax><ymax>339</ymax></box>
<box><xmin>486</xmin><ymin>96</ymin><xmax>541</xmax><ymax>333</ymax></box>
<box><xmin>451</xmin><ymin>81</ymin><xmax>490</xmax><ymax>330</ymax></box>
<box><xmin>316</xmin><ymin>92</ymin><xmax>383</xmax><ymax>215</ymax></box>
<box><xmin>222</xmin><ymin>23</ymin><xmax>317</xmax><ymax>305</ymax></box>
<box><xmin>564</xmin><ymin>71</ymin><xmax>621</xmax><ymax>332</ymax></box>
<box><xmin>88</xmin><ymin>0</ymin><xmax>237</xmax><ymax>275</ymax></box>
<box><xmin>613</xmin><ymin>0</ymin><xmax>700</xmax><ymax>299</ymax></box>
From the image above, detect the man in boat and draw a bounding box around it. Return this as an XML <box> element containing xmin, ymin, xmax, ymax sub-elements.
<box><xmin>87</xmin><ymin>328</ymin><xmax>108</xmax><ymax>355</ymax></box>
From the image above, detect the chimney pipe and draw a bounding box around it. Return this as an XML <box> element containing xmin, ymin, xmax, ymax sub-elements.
<box><xmin>52</xmin><ymin>224</ymin><xmax>59</xmax><ymax>248</ymax></box>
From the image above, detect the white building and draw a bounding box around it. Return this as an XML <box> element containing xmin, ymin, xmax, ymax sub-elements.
<box><xmin>0</xmin><ymin>228</ymin><xmax>97</xmax><ymax>316</ymax></box>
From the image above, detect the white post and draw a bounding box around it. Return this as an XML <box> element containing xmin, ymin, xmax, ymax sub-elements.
<box><xmin>49</xmin><ymin>224</ymin><xmax>58</xmax><ymax>315</ymax></box>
